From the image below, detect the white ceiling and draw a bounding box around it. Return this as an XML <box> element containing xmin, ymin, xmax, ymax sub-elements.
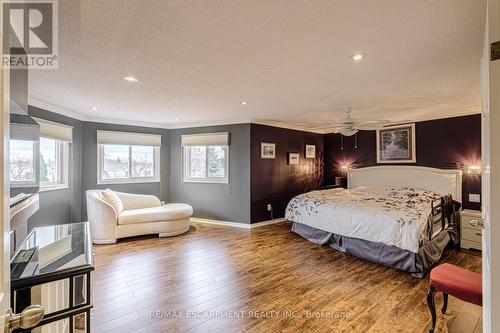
<box><xmin>29</xmin><ymin>0</ymin><xmax>486</xmax><ymax>132</ymax></box>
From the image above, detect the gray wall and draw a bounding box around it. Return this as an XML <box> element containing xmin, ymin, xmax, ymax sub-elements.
<box><xmin>25</xmin><ymin>106</ymin><xmax>250</xmax><ymax>226</ymax></box>
<box><xmin>80</xmin><ymin>122</ymin><xmax>170</xmax><ymax>220</ymax></box>
<box><xmin>170</xmin><ymin>124</ymin><xmax>251</xmax><ymax>224</ymax></box>
<box><xmin>28</xmin><ymin>106</ymin><xmax>84</xmax><ymax>229</ymax></box>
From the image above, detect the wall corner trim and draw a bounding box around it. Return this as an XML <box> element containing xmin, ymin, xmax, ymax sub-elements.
<box><xmin>191</xmin><ymin>217</ymin><xmax>287</xmax><ymax>229</ymax></box>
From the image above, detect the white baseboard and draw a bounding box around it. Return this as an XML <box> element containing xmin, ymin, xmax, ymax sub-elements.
<box><xmin>191</xmin><ymin>217</ymin><xmax>287</xmax><ymax>229</ymax></box>
<box><xmin>250</xmin><ymin>218</ymin><xmax>288</xmax><ymax>228</ymax></box>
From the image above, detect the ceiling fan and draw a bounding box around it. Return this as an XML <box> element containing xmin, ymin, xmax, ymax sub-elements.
<box><xmin>332</xmin><ymin>108</ymin><xmax>390</xmax><ymax>136</ymax></box>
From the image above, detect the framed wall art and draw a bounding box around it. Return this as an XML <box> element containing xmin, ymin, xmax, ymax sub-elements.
<box><xmin>377</xmin><ymin>124</ymin><xmax>416</xmax><ymax>163</ymax></box>
<box><xmin>261</xmin><ymin>143</ymin><xmax>276</xmax><ymax>159</ymax></box>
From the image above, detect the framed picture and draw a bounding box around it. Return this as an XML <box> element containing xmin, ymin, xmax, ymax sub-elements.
<box><xmin>261</xmin><ymin>143</ymin><xmax>276</xmax><ymax>159</ymax></box>
<box><xmin>377</xmin><ymin>124</ymin><xmax>416</xmax><ymax>163</ymax></box>
<box><xmin>305</xmin><ymin>145</ymin><xmax>316</xmax><ymax>159</ymax></box>
<box><xmin>288</xmin><ymin>153</ymin><xmax>300</xmax><ymax>165</ymax></box>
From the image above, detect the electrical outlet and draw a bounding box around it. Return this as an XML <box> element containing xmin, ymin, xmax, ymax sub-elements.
<box><xmin>267</xmin><ymin>204</ymin><xmax>272</xmax><ymax>211</ymax></box>
<box><xmin>469</xmin><ymin>194</ymin><xmax>481</xmax><ymax>203</ymax></box>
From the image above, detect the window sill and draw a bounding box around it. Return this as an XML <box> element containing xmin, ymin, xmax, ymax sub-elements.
<box><xmin>183</xmin><ymin>180</ymin><xmax>229</xmax><ymax>184</ymax></box>
<box><xmin>39</xmin><ymin>185</ymin><xmax>69</xmax><ymax>193</ymax></box>
<box><xmin>97</xmin><ymin>179</ymin><xmax>161</xmax><ymax>185</ymax></box>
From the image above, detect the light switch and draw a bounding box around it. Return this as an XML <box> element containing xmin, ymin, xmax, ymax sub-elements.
<box><xmin>469</xmin><ymin>194</ymin><xmax>481</xmax><ymax>203</ymax></box>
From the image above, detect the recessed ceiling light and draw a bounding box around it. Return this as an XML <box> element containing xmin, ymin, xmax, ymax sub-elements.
<box><xmin>351</xmin><ymin>52</ymin><xmax>365</xmax><ymax>62</ymax></box>
<box><xmin>240</xmin><ymin>101</ymin><xmax>249</xmax><ymax>105</ymax></box>
<box><xmin>174</xmin><ymin>117</ymin><xmax>179</xmax><ymax>121</ymax></box>
<box><xmin>89</xmin><ymin>106</ymin><xmax>98</xmax><ymax>111</ymax></box>
<box><xmin>124</xmin><ymin>76</ymin><xmax>139</xmax><ymax>82</ymax></box>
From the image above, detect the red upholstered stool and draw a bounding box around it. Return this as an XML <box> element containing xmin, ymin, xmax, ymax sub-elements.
<box><xmin>427</xmin><ymin>263</ymin><xmax>482</xmax><ymax>332</ymax></box>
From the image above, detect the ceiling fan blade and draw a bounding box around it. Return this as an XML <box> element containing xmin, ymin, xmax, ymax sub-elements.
<box><xmin>356</xmin><ymin>124</ymin><xmax>384</xmax><ymax>130</ymax></box>
<box><xmin>356</xmin><ymin>119</ymin><xmax>391</xmax><ymax>125</ymax></box>
<box><xmin>381</xmin><ymin>120</ymin><xmax>414</xmax><ymax>127</ymax></box>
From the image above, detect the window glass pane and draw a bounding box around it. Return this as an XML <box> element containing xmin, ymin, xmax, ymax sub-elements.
<box><xmin>103</xmin><ymin>145</ymin><xmax>129</xmax><ymax>179</ymax></box>
<box><xmin>10</xmin><ymin>140</ymin><xmax>35</xmax><ymax>182</ymax></box>
<box><xmin>131</xmin><ymin>146</ymin><xmax>154</xmax><ymax>177</ymax></box>
<box><xmin>208</xmin><ymin>146</ymin><xmax>225</xmax><ymax>178</ymax></box>
<box><xmin>189</xmin><ymin>146</ymin><xmax>206</xmax><ymax>178</ymax></box>
<box><xmin>40</xmin><ymin>137</ymin><xmax>58</xmax><ymax>183</ymax></box>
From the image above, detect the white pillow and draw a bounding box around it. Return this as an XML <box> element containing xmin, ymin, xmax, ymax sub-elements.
<box><xmin>101</xmin><ymin>189</ymin><xmax>123</xmax><ymax>214</ymax></box>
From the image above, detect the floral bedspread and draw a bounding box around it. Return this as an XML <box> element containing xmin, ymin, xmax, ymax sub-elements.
<box><xmin>285</xmin><ymin>186</ymin><xmax>441</xmax><ymax>253</ymax></box>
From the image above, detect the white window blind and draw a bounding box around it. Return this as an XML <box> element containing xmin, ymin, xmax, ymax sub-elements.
<box><xmin>97</xmin><ymin>130</ymin><xmax>161</xmax><ymax>146</ymax></box>
<box><xmin>10</xmin><ymin>123</ymin><xmax>40</xmax><ymax>141</ymax></box>
<box><xmin>34</xmin><ymin>118</ymin><xmax>73</xmax><ymax>143</ymax></box>
<box><xmin>181</xmin><ymin>132</ymin><xmax>229</xmax><ymax>147</ymax></box>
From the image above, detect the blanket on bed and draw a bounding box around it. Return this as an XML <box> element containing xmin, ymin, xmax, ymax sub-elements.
<box><xmin>285</xmin><ymin>186</ymin><xmax>443</xmax><ymax>253</ymax></box>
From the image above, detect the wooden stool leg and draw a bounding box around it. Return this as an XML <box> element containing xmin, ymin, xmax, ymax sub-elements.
<box><xmin>427</xmin><ymin>286</ymin><xmax>437</xmax><ymax>333</ymax></box>
<box><xmin>442</xmin><ymin>293</ymin><xmax>448</xmax><ymax>314</ymax></box>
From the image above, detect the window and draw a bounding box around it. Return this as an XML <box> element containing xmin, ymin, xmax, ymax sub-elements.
<box><xmin>32</xmin><ymin>118</ymin><xmax>73</xmax><ymax>191</ymax></box>
<box><xmin>184</xmin><ymin>145</ymin><xmax>229</xmax><ymax>183</ymax></box>
<box><xmin>10</xmin><ymin>139</ymin><xmax>37</xmax><ymax>185</ymax></box>
<box><xmin>39</xmin><ymin>137</ymin><xmax>69</xmax><ymax>190</ymax></box>
<box><xmin>98</xmin><ymin>144</ymin><xmax>160</xmax><ymax>184</ymax></box>
<box><xmin>182</xmin><ymin>132</ymin><xmax>229</xmax><ymax>183</ymax></box>
<box><xmin>96</xmin><ymin>130</ymin><xmax>161</xmax><ymax>184</ymax></box>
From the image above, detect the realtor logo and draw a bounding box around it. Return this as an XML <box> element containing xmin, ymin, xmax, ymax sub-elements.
<box><xmin>2</xmin><ymin>0</ymin><xmax>58</xmax><ymax>69</ymax></box>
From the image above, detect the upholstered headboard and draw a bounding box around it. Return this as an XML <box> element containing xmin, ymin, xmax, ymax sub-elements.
<box><xmin>347</xmin><ymin>166</ymin><xmax>463</xmax><ymax>202</ymax></box>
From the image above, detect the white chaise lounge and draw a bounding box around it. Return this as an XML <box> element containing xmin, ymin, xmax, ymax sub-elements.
<box><xmin>86</xmin><ymin>189</ymin><xmax>192</xmax><ymax>244</ymax></box>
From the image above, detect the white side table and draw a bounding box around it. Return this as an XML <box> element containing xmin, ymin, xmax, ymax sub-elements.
<box><xmin>460</xmin><ymin>209</ymin><xmax>483</xmax><ymax>251</ymax></box>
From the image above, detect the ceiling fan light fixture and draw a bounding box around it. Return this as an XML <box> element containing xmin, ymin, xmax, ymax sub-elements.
<box><xmin>338</xmin><ymin>128</ymin><xmax>359</xmax><ymax>136</ymax></box>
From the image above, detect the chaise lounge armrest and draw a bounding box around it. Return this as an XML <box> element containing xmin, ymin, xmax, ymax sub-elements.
<box><xmin>114</xmin><ymin>191</ymin><xmax>162</xmax><ymax>210</ymax></box>
<box><xmin>86</xmin><ymin>190</ymin><xmax>119</xmax><ymax>243</ymax></box>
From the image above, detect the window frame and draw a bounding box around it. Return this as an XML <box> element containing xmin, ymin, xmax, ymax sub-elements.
<box><xmin>9</xmin><ymin>140</ymin><xmax>39</xmax><ymax>188</ymax></box>
<box><xmin>183</xmin><ymin>145</ymin><xmax>229</xmax><ymax>184</ymax></box>
<box><xmin>97</xmin><ymin>144</ymin><xmax>160</xmax><ymax>185</ymax></box>
<box><xmin>39</xmin><ymin>137</ymin><xmax>70</xmax><ymax>192</ymax></box>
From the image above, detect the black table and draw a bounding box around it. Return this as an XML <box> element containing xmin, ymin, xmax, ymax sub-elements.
<box><xmin>11</xmin><ymin>222</ymin><xmax>94</xmax><ymax>333</ymax></box>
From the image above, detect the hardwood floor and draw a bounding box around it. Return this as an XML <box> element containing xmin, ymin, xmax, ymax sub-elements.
<box><xmin>90</xmin><ymin>221</ymin><xmax>482</xmax><ymax>333</ymax></box>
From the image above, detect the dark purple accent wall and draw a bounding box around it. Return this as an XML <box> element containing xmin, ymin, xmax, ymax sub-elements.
<box><xmin>251</xmin><ymin>124</ymin><xmax>324</xmax><ymax>223</ymax></box>
<box><xmin>324</xmin><ymin>114</ymin><xmax>482</xmax><ymax>210</ymax></box>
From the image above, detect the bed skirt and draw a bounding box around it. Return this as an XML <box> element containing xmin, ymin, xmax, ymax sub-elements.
<box><xmin>291</xmin><ymin>221</ymin><xmax>459</xmax><ymax>278</ymax></box>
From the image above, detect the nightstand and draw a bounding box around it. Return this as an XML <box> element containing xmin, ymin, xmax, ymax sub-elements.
<box><xmin>460</xmin><ymin>209</ymin><xmax>483</xmax><ymax>251</ymax></box>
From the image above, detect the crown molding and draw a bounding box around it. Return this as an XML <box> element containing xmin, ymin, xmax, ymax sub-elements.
<box><xmin>249</xmin><ymin>119</ymin><xmax>326</xmax><ymax>134</ymax></box>
<box><xmin>28</xmin><ymin>97</ymin><xmax>481</xmax><ymax>134</ymax></box>
<box><xmin>29</xmin><ymin>97</ymin><xmax>86</xmax><ymax>121</ymax></box>
<box><xmin>29</xmin><ymin>97</ymin><xmax>171</xmax><ymax>129</ymax></box>
<box><xmin>168</xmin><ymin>118</ymin><xmax>253</xmax><ymax>129</ymax></box>
<box><xmin>394</xmin><ymin>110</ymin><xmax>481</xmax><ymax>125</ymax></box>
<box><xmin>320</xmin><ymin>109</ymin><xmax>481</xmax><ymax>134</ymax></box>
<box><xmin>27</xmin><ymin>98</ymin><xmax>325</xmax><ymax>133</ymax></box>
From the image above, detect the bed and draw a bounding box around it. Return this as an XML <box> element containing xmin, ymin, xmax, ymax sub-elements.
<box><xmin>286</xmin><ymin>166</ymin><xmax>462</xmax><ymax>278</ymax></box>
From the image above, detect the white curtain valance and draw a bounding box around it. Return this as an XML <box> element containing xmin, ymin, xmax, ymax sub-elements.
<box><xmin>97</xmin><ymin>130</ymin><xmax>162</xmax><ymax>146</ymax></box>
<box><xmin>33</xmin><ymin>117</ymin><xmax>73</xmax><ymax>142</ymax></box>
<box><xmin>181</xmin><ymin>132</ymin><xmax>230</xmax><ymax>147</ymax></box>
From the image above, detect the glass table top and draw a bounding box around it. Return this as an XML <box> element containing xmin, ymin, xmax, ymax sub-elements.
<box><xmin>11</xmin><ymin>222</ymin><xmax>93</xmax><ymax>283</ymax></box>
